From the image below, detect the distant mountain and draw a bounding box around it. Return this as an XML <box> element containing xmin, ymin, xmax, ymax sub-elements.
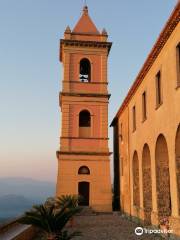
<box><xmin>0</xmin><ymin>178</ymin><xmax>55</xmax><ymax>222</ymax></box>
<box><xmin>0</xmin><ymin>194</ymin><xmax>33</xmax><ymax>209</ymax></box>
<box><xmin>0</xmin><ymin>177</ymin><xmax>55</xmax><ymax>202</ymax></box>
<box><xmin>0</xmin><ymin>194</ymin><xmax>34</xmax><ymax>219</ymax></box>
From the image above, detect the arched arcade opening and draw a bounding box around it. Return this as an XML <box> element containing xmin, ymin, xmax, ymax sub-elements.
<box><xmin>155</xmin><ymin>134</ymin><xmax>171</xmax><ymax>218</ymax></box>
<box><xmin>133</xmin><ymin>151</ymin><xmax>140</xmax><ymax>208</ymax></box>
<box><xmin>142</xmin><ymin>144</ymin><xmax>152</xmax><ymax>224</ymax></box>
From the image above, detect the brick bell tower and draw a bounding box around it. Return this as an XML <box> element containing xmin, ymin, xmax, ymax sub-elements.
<box><xmin>56</xmin><ymin>5</ymin><xmax>112</xmax><ymax>212</ymax></box>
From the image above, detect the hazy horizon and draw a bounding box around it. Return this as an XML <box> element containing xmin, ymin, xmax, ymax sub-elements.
<box><xmin>0</xmin><ymin>0</ymin><xmax>177</xmax><ymax>181</ymax></box>
<box><xmin>0</xmin><ymin>176</ymin><xmax>55</xmax><ymax>183</ymax></box>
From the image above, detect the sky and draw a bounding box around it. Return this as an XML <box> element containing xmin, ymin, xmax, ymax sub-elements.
<box><xmin>0</xmin><ymin>0</ymin><xmax>177</xmax><ymax>182</ymax></box>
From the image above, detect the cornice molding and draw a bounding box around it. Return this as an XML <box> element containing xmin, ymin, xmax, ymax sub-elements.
<box><xmin>56</xmin><ymin>151</ymin><xmax>112</xmax><ymax>157</ymax></box>
<box><xmin>71</xmin><ymin>32</ymin><xmax>102</xmax><ymax>37</ymax></box>
<box><xmin>60</xmin><ymin>137</ymin><xmax>109</xmax><ymax>140</ymax></box>
<box><xmin>60</xmin><ymin>39</ymin><xmax>112</xmax><ymax>61</ymax></box>
<box><xmin>60</xmin><ymin>92</ymin><xmax>111</xmax><ymax>99</ymax></box>
<box><xmin>63</xmin><ymin>80</ymin><xmax>108</xmax><ymax>85</ymax></box>
<box><xmin>111</xmin><ymin>2</ymin><xmax>180</xmax><ymax>126</ymax></box>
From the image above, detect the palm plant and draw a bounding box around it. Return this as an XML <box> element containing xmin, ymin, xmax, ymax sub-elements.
<box><xmin>55</xmin><ymin>195</ymin><xmax>82</xmax><ymax>228</ymax></box>
<box><xmin>56</xmin><ymin>195</ymin><xmax>80</xmax><ymax>209</ymax></box>
<box><xmin>18</xmin><ymin>196</ymin><xmax>82</xmax><ymax>240</ymax></box>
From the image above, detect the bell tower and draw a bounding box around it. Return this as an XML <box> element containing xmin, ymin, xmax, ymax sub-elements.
<box><xmin>56</xmin><ymin>5</ymin><xmax>112</xmax><ymax>212</ymax></box>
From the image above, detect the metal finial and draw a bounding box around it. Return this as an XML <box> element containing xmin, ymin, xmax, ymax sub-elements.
<box><xmin>83</xmin><ymin>1</ymin><xmax>88</xmax><ymax>14</ymax></box>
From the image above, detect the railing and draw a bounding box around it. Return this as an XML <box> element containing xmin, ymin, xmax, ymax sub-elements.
<box><xmin>0</xmin><ymin>217</ymin><xmax>38</xmax><ymax>240</ymax></box>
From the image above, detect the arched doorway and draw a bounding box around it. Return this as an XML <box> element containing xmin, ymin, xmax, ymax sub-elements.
<box><xmin>133</xmin><ymin>151</ymin><xmax>140</xmax><ymax>207</ymax></box>
<box><xmin>175</xmin><ymin>124</ymin><xmax>180</xmax><ymax>214</ymax></box>
<box><xmin>78</xmin><ymin>182</ymin><xmax>90</xmax><ymax>206</ymax></box>
<box><xmin>155</xmin><ymin>134</ymin><xmax>171</xmax><ymax>218</ymax></box>
<box><xmin>142</xmin><ymin>144</ymin><xmax>152</xmax><ymax>224</ymax></box>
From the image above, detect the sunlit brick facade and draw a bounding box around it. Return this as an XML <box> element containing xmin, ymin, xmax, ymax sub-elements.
<box><xmin>111</xmin><ymin>2</ymin><xmax>180</xmax><ymax>236</ymax></box>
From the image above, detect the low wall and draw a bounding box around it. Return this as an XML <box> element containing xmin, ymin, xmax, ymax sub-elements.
<box><xmin>0</xmin><ymin>218</ymin><xmax>38</xmax><ymax>240</ymax></box>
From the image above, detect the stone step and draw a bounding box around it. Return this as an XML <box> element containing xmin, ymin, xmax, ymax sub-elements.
<box><xmin>78</xmin><ymin>206</ymin><xmax>96</xmax><ymax>216</ymax></box>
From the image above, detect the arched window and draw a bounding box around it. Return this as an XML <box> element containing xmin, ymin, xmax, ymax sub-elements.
<box><xmin>79</xmin><ymin>110</ymin><xmax>91</xmax><ymax>137</ymax></box>
<box><xmin>79</xmin><ymin>110</ymin><xmax>91</xmax><ymax>127</ymax></box>
<box><xmin>79</xmin><ymin>58</ymin><xmax>91</xmax><ymax>82</ymax></box>
<box><xmin>78</xmin><ymin>166</ymin><xmax>90</xmax><ymax>175</ymax></box>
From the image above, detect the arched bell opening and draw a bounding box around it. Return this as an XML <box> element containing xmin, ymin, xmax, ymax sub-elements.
<box><xmin>79</xmin><ymin>58</ymin><xmax>91</xmax><ymax>82</ymax></box>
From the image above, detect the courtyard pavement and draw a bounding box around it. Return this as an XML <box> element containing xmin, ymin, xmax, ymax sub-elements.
<box><xmin>69</xmin><ymin>214</ymin><xmax>163</xmax><ymax>240</ymax></box>
<box><xmin>34</xmin><ymin>213</ymin><xmax>164</xmax><ymax>240</ymax></box>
